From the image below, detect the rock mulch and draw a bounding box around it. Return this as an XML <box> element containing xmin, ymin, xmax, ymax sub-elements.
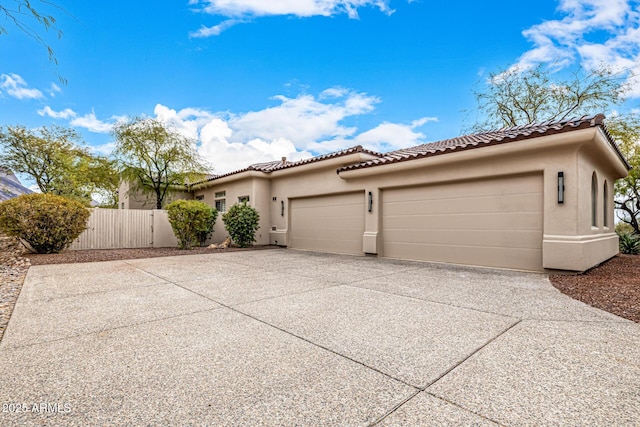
<box><xmin>0</xmin><ymin>235</ymin><xmax>30</xmax><ymax>342</ymax></box>
<box><xmin>550</xmin><ymin>254</ymin><xmax>640</xmax><ymax>323</ymax></box>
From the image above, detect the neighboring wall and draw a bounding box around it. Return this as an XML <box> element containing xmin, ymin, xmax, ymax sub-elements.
<box><xmin>118</xmin><ymin>181</ymin><xmax>193</xmax><ymax>210</ymax></box>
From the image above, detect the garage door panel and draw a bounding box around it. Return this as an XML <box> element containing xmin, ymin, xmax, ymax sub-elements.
<box><xmin>384</xmin><ymin>229</ymin><xmax>542</xmax><ymax>249</ymax></box>
<box><xmin>383</xmin><ymin>212</ymin><xmax>543</xmax><ymax>231</ymax></box>
<box><xmin>290</xmin><ymin>192</ymin><xmax>364</xmax><ymax>255</ymax></box>
<box><xmin>382</xmin><ymin>174</ymin><xmax>543</xmax><ymax>271</ymax></box>
<box><xmin>383</xmin><ymin>193</ymin><xmax>543</xmax><ymax>216</ymax></box>
<box><xmin>383</xmin><ymin>242</ymin><xmax>543</xmax><ymax>271</ymax></box>
<box><xmin>383</xmin><ymin>174</ymin><xmax>538</xmax><ymax>203</ymax></box>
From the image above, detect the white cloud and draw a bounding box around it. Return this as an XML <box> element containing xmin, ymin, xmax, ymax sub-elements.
<box><xmin>70</xmin><ymin>112</ymin><xmax>117</xmax><ymax>133</ymax></box>
<box><xmin>511</xmin><ymin>0</ymin><xmax>640</xmax><ymax>95</ymax></box>
<box><xmin>190</xmin><ymin>19</ymin><xmax>242</xmax><ymax>37</ymax></box>
<box><xmin>190</xmin><ymin>0</ymin><xmax>395</xmax><ymax>35</ymax></box>
<box><xmin>37</xmin><ymin>106</ymin><xmax>77</xmax><ymax>119</ymax></box>
<box><xmin>152</xmin><ymin>88</ymin><xmax>437</xmax><ymax>174</ymax></box>
<box><xmin>48</xmin><ymin>83</ymin><xmax>62</xmax><ymax>97</ymax></box>
<box><xmin>0</xmin><ymin>73</ymin><xmax>43</xmax><ymax>99</ymax></box>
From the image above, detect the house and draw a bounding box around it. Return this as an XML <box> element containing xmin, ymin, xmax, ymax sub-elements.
<box><xmin>120</xmin><ymin>114</ymin><xmax>630</xmax><ymax>272</ymax></box>
<box><xmin>0</xmin><ymin>167</ymin><xmax>33</xmax><ymax>202</ymax></box>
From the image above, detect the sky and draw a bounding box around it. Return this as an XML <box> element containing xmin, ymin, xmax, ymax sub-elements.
<box><xmin>2</xmin><ymin>0</ymin><xmax>640</xmax><ymax>176</ymax></box>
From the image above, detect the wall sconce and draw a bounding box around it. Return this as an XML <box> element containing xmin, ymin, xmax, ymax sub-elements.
<box><xmin>281</xmin><ymin>200</ymin><xmax>285</xmax><ymax>216</ymax></box>
<box><xmin>558</xmin><ymin>172</ymin><xmax>565</xmax><ymax>204</ymax></box>
<box><xmin>368</xmin><ymin>191</ymin><xmax>373</xmax><ymax>212</ymax></box>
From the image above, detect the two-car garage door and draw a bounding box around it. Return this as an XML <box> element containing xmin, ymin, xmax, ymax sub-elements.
<box><xmin>382</xmin><ymin>173</ymin><xmax>544</xmax><ymax>271</ymax></box>
<box><xmin>288</xmin><ymin>174</ymin><xmax>544</xmax><ymax>270</ymax></box>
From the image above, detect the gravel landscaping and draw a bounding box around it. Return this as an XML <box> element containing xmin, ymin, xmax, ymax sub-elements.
<box><xmin>550</xmin><ymin>254</ymin><xmax>640</xmax><ymax>323</ymax></box>
<box><xmin>1</xmin><ymin>238</ymin><xmax>638</xmax><ymax>344</ymax></box>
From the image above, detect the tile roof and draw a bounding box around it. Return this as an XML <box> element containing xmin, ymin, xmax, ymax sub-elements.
<box><xmin>338</xmin><ymin>114</ymin><xmax>630</xmax><ymax>172</ymax></box>
<box><xmin>192</xmin><ymin>145</ymin><xmax>381</xmax><ymax>186</ymax></box>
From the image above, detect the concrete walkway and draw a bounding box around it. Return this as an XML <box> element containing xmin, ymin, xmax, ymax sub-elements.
<box><xmin>1</xmin><ymin>249</ymin><xmax>638</xmax><ymax>426</ymax></box>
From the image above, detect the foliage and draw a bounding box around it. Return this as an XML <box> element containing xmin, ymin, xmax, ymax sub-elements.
<box><xmin>0</xmin><ymin>193</ymin><xmax>90</xmax><ymax>253</ymax></box>
<box><xmin>0</xmin><ymin>125</ymin><xmax>118</xmax><ymax>205</ymax></box>
<box><xmin>222</xmin><ymin>202</ymin><xmax>260</xmax><ymax>248</ymax></box>
<box><xmin>609</xmin><ymin>115</ymin><xmax>640</xmax><ymax>235</ymax></box>
<box><xmin>615</xmin><ymin>222</ymin><xmax>635</xmax><ymax>236</ymax></box>
<box><xmin>166</xmin><ymin>200</ymin><xmax>217</xmax><ymax>250</ymax></box>
<box><xmin>113</xmin><ymin>118</ymin><xmax>210</xmax><ymax>209</ymax></box>
<box><xmin>619</xmin><ymin>232</ymin><xmax>640</xmax><ymax>255</ymax></box>
<box><xmin>471</xmin><ymin>65</ymin><xmax>627</xmax><ymax>130</ymax></box>
<box><xmin>0</xmin><ymin>1</ymin><xmax>65</xmax><ymax>80</ymax></box>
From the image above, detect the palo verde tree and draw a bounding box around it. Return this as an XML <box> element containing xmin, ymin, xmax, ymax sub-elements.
<box><xmin>471</xmin><ymin>65</ymin><xmax>627</xmax><ymax>130</ymax></box>
<box><xmin>113</xmin><ymin>117</ymin><xmax>210</xmax><ymax>209</ymax></box>
<box><xmin>608</xmin><ymin>116</ymin><xmax>640</xmax><ymax>235</ymax></box>
<box><xmin>0</xmin><ymin>125</ymin><xmax>118</xmax><ymax>205</ymax></box>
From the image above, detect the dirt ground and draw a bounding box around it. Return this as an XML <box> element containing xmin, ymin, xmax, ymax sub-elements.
<box><xmin>550</xmin><ymin>254</ymin><xmax>640</xmax><ymax>323</ymax></box>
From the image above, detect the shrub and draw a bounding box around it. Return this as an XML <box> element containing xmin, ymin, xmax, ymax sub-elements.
<box><xmin>166</xmin><ymin>200</ymin><xmax>218</xmax><ymax>250</ymax></box>
<box><xmin>619</xmin><ymin>232</ymin><xmax>640</xmax><ymax>255</ymax></box>
<box><xmin>222</xmin><ymin>202</ymin><xmax>260</xmax><ymax>248</ymax></box>
<box><xmin>0</xmin><ymin>193</ymin><xmax>90</xmax><ymax>253</ymax></box>
<box><xmin>615</xmin><ymin>222</ymin><xmax>635</xmax><ymax>236</ymax></box>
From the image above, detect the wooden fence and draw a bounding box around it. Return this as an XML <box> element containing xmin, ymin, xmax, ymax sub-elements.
<box><xmin>70</xmin><ymin>209</ymin><xmax>178</xmax><ymax>250</ymax></box>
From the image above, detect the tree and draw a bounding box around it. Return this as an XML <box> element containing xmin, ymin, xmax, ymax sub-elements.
<box><xmin>1</xmin><ymin>1</ymin><xmax>64</xmax><ymax>67</ymax></box>
<box><xmin>0</xmin><ymin>125</ymin><xmax>118</xmax><ymax>204</ymax></box>
<box><xmin>608</xmin><ymin>115</ymin><xmax>640</xmax><ymax>235</ymax></box>
<box><xmin>113</xmin><ymin>118</ymin><xmax>210</xmax><ymax>209</ymax></box>
<box><xmin>472</xmin><ymin>65</ymin><xmax>627</xmax><ymax>130</ymax></box>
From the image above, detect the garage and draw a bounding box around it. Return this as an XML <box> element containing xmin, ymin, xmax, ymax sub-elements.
<box><xmin>290</xmin><ymin>192</ymin><xmax>365</xmax><ymax>255</ymax></box>
<box><xmin>382</xmin><ymin>173</ymin><xmax>544</xmax><ymax>271</ymax></box>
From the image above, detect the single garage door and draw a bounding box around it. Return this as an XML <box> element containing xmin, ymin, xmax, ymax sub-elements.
<box><xmin>290</xmin><ymin>192</ymin><xmax>365</xmax><ymax>255</ymax></box>
<box><xmin>382</xmin><ymin>173</ymin><xmax>543</xmax><ymax>271</ymax></box>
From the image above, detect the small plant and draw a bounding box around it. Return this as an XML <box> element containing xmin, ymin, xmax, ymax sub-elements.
<box><xmin>619</xmin><ymin>232</ymin><xmax>640</xmax><ymax>255</ymax></box>
<box><xmin>222</xmin><ymin>202</ymin><xmax>260</xmax><ymax>248</ymax></box>
<box><xmin>615</xmin><ymin>222</ymin><xmax>635</xmax><ymax>236</ymax></box>
<box><xmin>0</xmin><ymin>193</ymin><xmax>90</xmax><ymax>253</ymax></box>
<box><xmin>166</xmin><ymin>200</ymin><xmax>218</xmax><ymax>250</ymax></box>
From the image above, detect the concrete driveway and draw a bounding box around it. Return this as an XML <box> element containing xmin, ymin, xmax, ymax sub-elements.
<box><xmin>1</xmin><ymin>249</ymin><xmax>639</xmax><ymax>426</ymax></box>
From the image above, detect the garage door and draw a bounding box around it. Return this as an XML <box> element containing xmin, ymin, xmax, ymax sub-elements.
<box><xmin>382</xmin><ymin>174</ymin><xmax>543</xmax><ymax>271</ymax></box>
<box><xmin>290</xmin><ymin>192</ymin><xmax>365</xmax><ymax>255</ymax></box>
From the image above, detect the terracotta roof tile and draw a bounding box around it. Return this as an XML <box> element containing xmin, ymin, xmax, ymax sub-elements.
<box><xmin>338</xmin><ymin>114</ymin><xmax>630</xmax><ymax>172</ymax></box>
<box><xmin>191</xmin><ymin>145</ymin><xmax>381</xmax><ymax>186</ymax></box>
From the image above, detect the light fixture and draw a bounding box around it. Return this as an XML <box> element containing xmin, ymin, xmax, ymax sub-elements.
<box><xmin>281</xmin><ymin>200</ymin><xmax>285</xmax><ymax>216</ymax></box>
<box><xmin>558</xmin><ymin>172</ymin><xmax>565</xmax><ymax>204</ymax></box>
<box><xmin>368</xmin><ymin>191</ymin><xmax>373</xmax><ymax>212</ymax></box>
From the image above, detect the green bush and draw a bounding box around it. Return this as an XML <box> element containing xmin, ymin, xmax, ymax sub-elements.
<box><xmin>0</xmin><ymin>193</ymin><xmax>90</xmax><ymax>253</ymax></box>
<box><xmin>222</xmin><ymin>202</ymin><xmax>260</xmax><ymax>248</ymax></box>
<box><xmin>166</xmin><ymin>200</ymin><xmax>217</xmax><ymax>249</ymax></box>
<box><xmin>619</xmin><ymin>232</ymin><xmax>640</xmax><ymax>255</ymax></box>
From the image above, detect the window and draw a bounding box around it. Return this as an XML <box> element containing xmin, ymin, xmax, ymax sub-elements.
<box><xmin>195</xmin><ymin>195</ymin><xmax>204</xmax><ymax>201</ymax></box>
<box><xmin>214</xmin><ymin>191</ymin><xmax>226</xmax><ymax>212</ymax></box>
<box><xmin>238</xmin><ymin>195</ymin><xmax>250</xmax><ymax>203</ymax></box>
<box><xmin>591</xmin><ymin>172</ymin><xmax>598</xmax><ymax>227</ymax></box>
<box><xmin>603</xmin><ymin>180</ymin><xmax>608</xmax><ymax>228</ymax></box>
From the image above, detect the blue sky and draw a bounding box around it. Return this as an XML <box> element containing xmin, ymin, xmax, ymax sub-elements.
<box><xmin>2</xmin><ymin>0</ymin><xmax>639</xmax><ymax>174</ymax></box>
